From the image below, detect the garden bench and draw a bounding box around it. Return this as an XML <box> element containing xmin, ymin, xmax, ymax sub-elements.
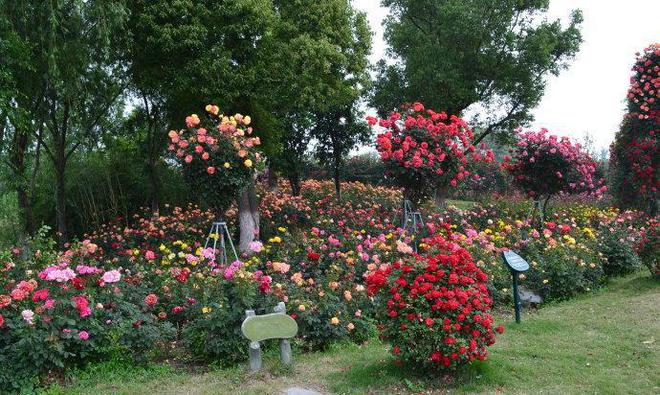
<box><xmin>241</xmin><ymin>302</ymin><xmax>298</xmax><ymax>371</ymax></box>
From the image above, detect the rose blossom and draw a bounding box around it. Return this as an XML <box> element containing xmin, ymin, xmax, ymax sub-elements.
<box><xmin>21</xmin><ymin>309</ymin><xmax>35</xmax><ymax>324</ymax></box>
<box><xmin>101</xmin><ymin>270</ymin><xmax>121</xmax><ymax>283</ymax></box>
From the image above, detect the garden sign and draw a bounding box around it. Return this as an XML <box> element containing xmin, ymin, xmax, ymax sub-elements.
<box><xmin>502</xmin><ymin>250</ymin><xmax>530</xmax><ymax>323</ymax></box>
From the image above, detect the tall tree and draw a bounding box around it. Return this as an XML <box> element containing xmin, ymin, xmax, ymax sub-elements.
<box><xmin>312</xmin><ymin>104</ymin><xmax>370</xmax><ymax>199</ymax></box>
<box><xmin>2</xmin><ymin>1</ymin><xmax>128</xmax><ymax>241</ymax></box>
<box><xmin>372</xmin><ymin>0</ymin><xmax>582</xmax><ymax>143</ymax></box>
<box><xmin>264</xmin><ymin>0</ymin><xmax>372</xmax><ymax>194</ymax></box>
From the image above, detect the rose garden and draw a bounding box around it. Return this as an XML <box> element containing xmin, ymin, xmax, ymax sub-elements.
<box><xmin>1</xmin><ymin>2</ymin><xmax>658</xmax><ymax>394</ymax></box>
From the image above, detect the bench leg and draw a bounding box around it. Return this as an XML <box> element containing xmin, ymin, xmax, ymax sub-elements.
<box><xmin>249</xmin><ymin>341</ymin><xmax>262</xmax><ymax>372</ymax></box>
<box><xmin>280</xmin><ymin>339</ymin><xmax>292</xmax><ymax>365</ymax></box>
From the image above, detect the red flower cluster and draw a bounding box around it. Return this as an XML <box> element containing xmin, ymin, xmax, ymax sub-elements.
<box><xmin>368</xmin><ymin>102</ymin><xmax>493</xmax><ymax>203</ymax></box>
<box><xmin>365</xmin><ymin>233</ymin><xmax>501</xmax><ymax>370</ymax></box>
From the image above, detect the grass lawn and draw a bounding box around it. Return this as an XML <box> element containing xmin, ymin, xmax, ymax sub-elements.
<box><xmin>46</xmin><ymin>273</ymin><xmax>659</xmax><ymax>395</ymax></box>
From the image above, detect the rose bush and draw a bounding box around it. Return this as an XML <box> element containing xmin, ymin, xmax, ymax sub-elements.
<box><xmin>168</xmin><ymin>106</ymin><xmax>262</xmax><ymax>214</ymax></box>
<box><xmin>365</xmin><ymin>233</ymin><xmax>501</xmax><ymax>370</ymax></box>
<box><xmin>610</xmin><ymin>44</ymin><xmax>659</xmax><ymax>213</ymax></box>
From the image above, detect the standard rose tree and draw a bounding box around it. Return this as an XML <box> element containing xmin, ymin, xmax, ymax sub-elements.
<box><xmin>610</xmin><ymin>44</ymin><xmax>659</xmax><ymax>214</ymax></box>
<box><xmin>369</xmin><ymin>102</ymin><xmax>494</xmax><ymax>207</ymax></box>
<box><xmin>168</xmin><ymin>105</ymin><xmax>262</xmax><ymax>250</ymax></box>
<box><xmin>503</xmin><ymin>128</ymin><xmax>606</xmax><ymax>219</ymax></box>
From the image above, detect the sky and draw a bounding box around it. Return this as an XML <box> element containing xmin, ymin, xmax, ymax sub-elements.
<box><xmin>353</xmin><ymin>0</ymin><xmax>660</xmax><ymax>152</ymax></box>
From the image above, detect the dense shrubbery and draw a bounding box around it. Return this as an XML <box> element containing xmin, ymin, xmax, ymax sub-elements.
<box><xmin>366</xmin><ymin>233</ymin><xmax>501</xmax><ymax>370</ymax></box>
<box><xmin>0</xmin><ymin>180</ymin><xmax>652</xmax><ymax>390</ymax></box>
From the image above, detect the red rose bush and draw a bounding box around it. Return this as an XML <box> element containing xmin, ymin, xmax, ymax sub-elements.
<box><xmin>365</xmin><ymin>233</ymin><xmax>501</xmax><ymax>370</ymax></box>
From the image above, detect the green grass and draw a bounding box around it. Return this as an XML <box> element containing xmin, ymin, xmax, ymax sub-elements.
<box><xmin>446</xmin><ymin>199</ymin><xmax>477</xmax><ymax>211</ymax></box>
<box><xmin>45</xmin><ymin>273</ymin><xmax>659</xmax><ymax>394</ymax></box>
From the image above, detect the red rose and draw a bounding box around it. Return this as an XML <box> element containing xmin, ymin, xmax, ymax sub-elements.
<box><xmin>307</xmin><ymin>252</ymin><xmax>321</xmax><ymax>261</ymax></box>
<box><xmin>495</xmin><ymin>326</ymin><xmax>505</xmax><ymax>334</ymax></box>
<box><xmin>0</xmin><ymin>313</ymin><xmax>4</xmax><ymax>327</ymax></box>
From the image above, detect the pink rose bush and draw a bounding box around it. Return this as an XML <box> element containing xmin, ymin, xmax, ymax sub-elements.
<box><xmin>503</xmin><ymin>128</ymin><xmax>606</xmax><ymax>217</ymax></box>
<box><xmin>369</xmin><ymin>102</ymin><xmax>494</xmax><ymax>205</ymax></box>
<box><xmin>610</xmin><ymin>44</ymin><xmax>659</xmax><ymax>212</ymax></box>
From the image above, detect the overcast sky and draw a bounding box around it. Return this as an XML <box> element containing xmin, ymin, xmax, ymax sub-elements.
<box><xmin>353</xmin><ymin>0</ymin><xmax>660</xmax><ymax>152</ymax></box>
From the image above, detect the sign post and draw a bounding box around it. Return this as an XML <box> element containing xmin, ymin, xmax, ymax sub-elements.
<box><xmin>502</xmin><ymin>250</ymin><xmax>530</xmax><ymax>323</ymax></box>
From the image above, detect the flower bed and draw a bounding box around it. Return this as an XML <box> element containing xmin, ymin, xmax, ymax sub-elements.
<box><xmin>0</xmin><ymin>180</ymin><xmax>652</xmax><ymax>390</ymax></box>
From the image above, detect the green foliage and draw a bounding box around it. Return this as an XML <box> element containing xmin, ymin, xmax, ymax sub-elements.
<box><xmin>182</xmin><ymin>281</ymin><xmax>260</xmax><ymax>364</ymax></box>
<box><xmin>599</xmin><ymin>228</ymin><xmax>642</xmax><ymax>277</ymax></box>
<box><xmin>372</xmin><ymin>0</ymin><xmax>583</xmax><ymax>140</ymax></box>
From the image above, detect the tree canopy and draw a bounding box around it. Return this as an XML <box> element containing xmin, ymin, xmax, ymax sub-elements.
<box><xmin>371</xmin><ymin>0</ymin><xmax>583</xmax><ymax>143</ymax></box>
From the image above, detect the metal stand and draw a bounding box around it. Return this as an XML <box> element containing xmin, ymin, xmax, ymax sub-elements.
<box><xmin>511</xmin><ymin>271</ymin><xmax>522</xmax><ymax>323</ymax></box>
<box><xmin>400</xmin><ymin>199</ymin><xmax>425</xmax><ymax>252</ymax></box>
<box><xmin>204</xmin><ymin>221</ymin><xmax>239</xmax><ymax>265</ymax></box>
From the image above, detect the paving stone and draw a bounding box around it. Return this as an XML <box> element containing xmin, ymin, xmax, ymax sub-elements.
<box><xmin>283</xmin><ymin>387</ymin><xmax>323</xmax><ymax>395</ymax></box>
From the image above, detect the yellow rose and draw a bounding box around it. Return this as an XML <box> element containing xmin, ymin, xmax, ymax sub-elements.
<box><xmin>243</xmin><ymin>115</ymin><xmax>251</xmax><ymax>125</ymax></box>
<box><xmin>202</xmin><ymin>306</ymin><xmax>212</xmax><ymax>314</ymax></box>
<box><xmin>330</xmin><ymin>317</ymin><xmax>339</xmax><ymax>325</ymax></box>
<box><xmin>223</xmin><ymin>162</ymin><xmax>231</xmax><ymax>169</ymax></box>
<box><xmin>298</xmin><ymin>304</ymin><xmax>306</xmax><ymax>312</ymax></box>
<box><xmin>244</xmin><ymin>159</ymin><xmax>253</xmax><ymax>167</ymax></box>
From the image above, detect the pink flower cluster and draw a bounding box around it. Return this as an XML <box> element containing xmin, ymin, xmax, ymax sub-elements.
<box><xmin>40</xmin><ymin>264</ymin><xmax>77</xmax><ymax>283</ymax></box>
<box><xmin>369</xmin><ymin>102</ymin><xmax>493</xmax><ymax>191</ymax></box>
<box><xmin>504</xmin><ymin>128</ymin><xmax>606</xmax><ymax>197</ymax></box>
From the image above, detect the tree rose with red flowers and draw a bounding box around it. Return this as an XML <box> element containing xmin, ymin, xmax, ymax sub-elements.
<box><xmin>365</xmin><ymin>233</ymin><xmax>501</xmax><ymax>370</ymax></box>
<box><xmin>368</xmin><ymin>102</ymin><xmax>493</xmax><ymax>206</ymax></box>
<box><xmin>610</xmin><ymin>44</ymin><xmax>659</xmax><ymax>214</ymax></box>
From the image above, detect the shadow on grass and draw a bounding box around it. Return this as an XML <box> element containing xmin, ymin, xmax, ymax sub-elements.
<box><xmin>327</xmin><ymin>352</ymin><xmax>495</xmax><ymax>394</ymax></box>
<box><xmin>610</xmin><ymin>272</ymin><xmax>659</xmax><ymax>295</ymax></box>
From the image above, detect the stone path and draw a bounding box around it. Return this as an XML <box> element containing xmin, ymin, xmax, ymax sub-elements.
<box><xmin>284</xmin><ymin>387</ymin><xmax>323</xmax><ymax>395</ymax></box>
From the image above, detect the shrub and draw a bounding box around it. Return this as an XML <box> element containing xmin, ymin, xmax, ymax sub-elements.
<box><xmin>636</xmin><ymin>219</ymin><xmax>659</xmax><ymax>277</ymax></box>
<box><xmin>609</xmin><ymin>44</ymin><xmax>659</xmax><ymax>213</ymax></box>
<box><xmin>181</xmin><ymin>275</ymin><xmax>262</xmax><ymax>363</ymax></box>
<box><xmin>599</xmin><ymin>228</ymin><xmax>642</xmax><ymax>276</ymax></box>
<box><xmin>503</xmin><ymin>128</ymin><xmax>606</xmax><ymax>218</ymax></box>
<box><xmin>365</xmin><ymin>234</ymin><xmax>501</xmax><ymax>370</ymax></box>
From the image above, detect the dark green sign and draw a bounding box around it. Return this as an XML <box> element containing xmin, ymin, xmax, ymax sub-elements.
<box><xmin>502</xmin><ymin>250</ymin><xmax>530</xmax><ymax>272</ymax></box>
<box><xmin>502</xmin><ymin>250</ymin><xmax>529</xmax><ymax>323</ymax></box>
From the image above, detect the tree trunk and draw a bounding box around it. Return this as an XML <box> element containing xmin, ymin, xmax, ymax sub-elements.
<box><xmin>333</xmin><ymin>162</ymin><xmax>341</xmax><ymax>200</ymax></box>
<box><xmin>267</xmin><ymin>167</ymin><xmax>278</xmax><ymax>190</ymax></box>
<box><xmin>147</xmin><ymin>157</ymin><xmax>160</xmax><ymax>214</ymax></box>
<box><xmin>238</xmin><ymin>181</ymin><xmax>259</xmax><ymax>253</ymax></box>
<box><xmin>54</xmin><ymin>161</ymin><xmax>67</xmax><ymax>241</ymax></box>
<box><xmin>541</xmin><ymin>194</ymin><xmax>552</xmax><ymax>223</ymax></box>
<box><xmin>10</xmin><ymin>129</ymin><xmax>35</xmax><ymax>234</ymax></box>
<box><xmin>288</xmin><ymin>173</ymin><xmax>301</xmax><ymax>196</ymax></box>
<box><xmin>433</xmin><ymin>185</ymin><xmax>448</xmax><ymax>209</ymax></box>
